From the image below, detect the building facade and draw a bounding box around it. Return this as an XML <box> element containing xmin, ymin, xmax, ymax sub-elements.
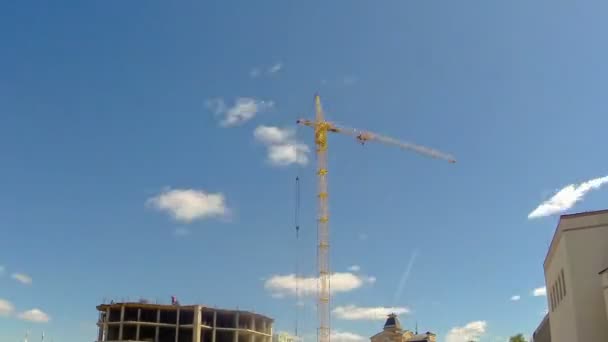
<box><xmin>96</xmin><ymin>301</ymin><xmax>273</xmax><ymax>342</ymax></box>
<box><xmin>541</xmin><ymin>209</ymin><xmax>608</xmax><ymax>342</ymax></box>
<box><xmin>370</xmin><ymin>314</ymin><xmax>436</xmax><ymax>342</ymax></box>
<box><xmin>532</xmin><ymin>314</ymin><xmax>550</xmax><ymax>342</ymax></box>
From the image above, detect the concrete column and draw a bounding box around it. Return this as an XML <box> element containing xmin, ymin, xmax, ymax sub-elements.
<box><xmin>193</xmin><ymin>306</ymin><xmax>202</xmax><ymax>342</ymax></box>
<box><xmin>234</xmin><ymin>312</ymin><xmax>240</xmax><ymax>342</ymax></box>
<box><xmin>103</xmin><ymin>308</ymin><xmax>110</xmax><ymax>341</ymax></box>
<box><xmin>262</xmin><ymin>320</ymin><xmax>266</xmax><ymax>335</ymax></box>
<box><xmin>97</xmin><ymin>310</ymin><xmax>104</xmax><ymax>342</ymax></box>
<box><xmin>118</xmin><ymin>305</ymin><xmax>125</xmax><ymax>340</ymax></box>
<box><xmin>269</xmin><ymin>323</ymin><xmax>273</xmax><ymax>342</ymax></box>
<box><xmin>250</xmin><ymin>316</ymin><xmax>255</xmax><ymax>342</ymax></box>
<box><xmin>136</xmin><ymin>308</ymin><xmax>141</xmax><ymax>341</ymax></box>
<box><xmin>212</xmin><ymin>311</ymin><xmax>217</xmax><ymax>342</ymax></box>
<box><xmin>155</xmin><ymin>309</ymin><xmax>161</xmax><ymax>342</ymax></box>
<box><xmin>175</xmin><ymin>308</ymin><xmax>181</xmax><ymax>342</ymax></box>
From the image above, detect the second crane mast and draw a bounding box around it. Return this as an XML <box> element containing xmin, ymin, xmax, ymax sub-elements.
<box><xmin>297</xmin><ymin>94</ymin><xmax>456</xmax><ymax>342</ymax></box>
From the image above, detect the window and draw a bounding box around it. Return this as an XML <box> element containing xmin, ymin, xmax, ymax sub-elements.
<box><xmin>550</xmin><ymin>286</ymin><xmax>555</xmax><ymax>311</ymax></box>
<box><xmin>561</xmin><ymin>269</ymin><xmax>566</xmax><ymax>296</ymax></box>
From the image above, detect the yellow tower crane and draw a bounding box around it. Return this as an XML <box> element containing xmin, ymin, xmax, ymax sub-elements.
<box><xmin>297</xmin><ymin>94</ymin><xmax>456</xmax><ymax>342</ymax></box>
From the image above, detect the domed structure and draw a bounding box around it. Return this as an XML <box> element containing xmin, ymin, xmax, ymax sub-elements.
<box><xmin>370</xmin><ymin>314</ymin><xmax>436</xmax><ymax>342</ymax></box>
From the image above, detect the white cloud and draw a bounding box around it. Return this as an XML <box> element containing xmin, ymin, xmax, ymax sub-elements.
<box><xmin>206</xmin><ymin>97</ymin><xmax>274</xmax><ymax>127</ymax></box>
<box><xmin>268</xmin><ymin>62</ymin><xmax>283</xmax><ymax>74</ymax></box>
<box><xmin>253</xmin><ymin>126</ymin><xmax>294</xmax><ymax>145</ymax></box>
<box><xmin>264</xmin><ymin>272</ymin><xmax>375</xmax><ymax>297</ymax></box>
<box><xmin>445</xmin><ymin>321</ymin><xmax>487</xmax><ymax>342</ymax></box>
<box><xmin>510</xmin><ymin>295</ymin><xmax>521</xmax><ymax>301</ymax></box>
<box><xmin>12</xmin><ymin>273</ymin><xmax>32</xmax><ymax>285</ymax></box>
<box><xmin>533</xmin><ymin>286</ymin><xmax>547</xmax><ymax>297</ymax></box>
<box><xmin>0</xmin><ymin>299</ymin><xmax>15</xmax><ymax>316</ymax></box>
<box><xmin>348</xmin><ymin>265</ymin><xmax>361</xmax><ymax>272</ymax></box>
<box><xmin>0</xmin><ymin>265</ymin><xmax>5</xmax><ymax>276</ymax></box>
<box><xmin>18</xmin><ymin>309</ymin><xmax>50</xmax><ymax>323</ymax></box>
<box><xmin>148</xmin><ymin>188</ymin><xmax>229</xmax><ymax>223</ymax></box>
<box><xmin>254</xmin><ymin>126</ymin><xmax>310</xmax><ymax>166</ymax></box>
<box><xmin>528</xmin><ymin>176</ymin><xmax>608</xmax><ymax>218</ymax></box>
<box><xmin>332</xmin><ymin>305</ymin><xmax>409</xmax><ymax>321</ymax></box>
<box><xmin>331</xmin><ymin>331</ymin><xmax>366</xmax><ymax>342</ymax></box>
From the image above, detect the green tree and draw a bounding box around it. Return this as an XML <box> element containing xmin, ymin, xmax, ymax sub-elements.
<box><xmin>509</xmin><ymin>333</ymin><xmax>527</xmax><ymax>342</ymax></box>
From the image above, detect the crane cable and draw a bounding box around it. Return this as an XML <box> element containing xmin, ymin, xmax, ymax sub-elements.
<box><xmin>294</xmin><ymin>122</ymin><xmax>301</xmax><ymax>339</ymax></box>
<box><xmin>295</xmin><ymin>175</ymin><xmax>300</xmax><ymax>338</ymax></box>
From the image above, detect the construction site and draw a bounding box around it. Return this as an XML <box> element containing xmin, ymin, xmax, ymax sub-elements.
<box><xmin>96</xmin><ymin>301</ymin><xmax>273</xmax><ymax>342</ymax></box>
<box><xmin>93</xmin><ymin>95</ymin><xmax>453</xmax><ymax>342</ymax></box>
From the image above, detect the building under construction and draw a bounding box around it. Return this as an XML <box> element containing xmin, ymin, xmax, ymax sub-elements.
<box><xmin>96</xmin><ymin>301</ymin><xmax>273</xmax><ymax>342</ymax></box>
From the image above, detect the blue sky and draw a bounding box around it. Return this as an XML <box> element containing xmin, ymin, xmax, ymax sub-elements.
<box><xmin>1</xmin><ymin>1</ymin><xmax>608</xmax><ymax>341</ymax></box>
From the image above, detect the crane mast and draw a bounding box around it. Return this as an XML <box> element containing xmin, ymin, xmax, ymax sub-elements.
<box><xmin>313</xmin><ymin>95</ymin><xmax>331</xmax><ymax>342</ymax></box>
<box><xmin>297</xmin><ymin>94</ymin><xmax>455</xmax><ymax>342</ymax></box>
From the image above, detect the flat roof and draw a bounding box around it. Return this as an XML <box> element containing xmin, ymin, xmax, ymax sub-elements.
<box><xmin>560</xmin><ymin>208</ymin><xmax>608</xmax><ymax>219</ymax></box>
<box><xmin>96</xmin><ymin>302</ymin><xmax>273</xmax><ymax>321</ymax></box>
<box><xmin>544</xmin><ymin>209</ymin><xmax>608</xmax><ymax>269</ymax></box>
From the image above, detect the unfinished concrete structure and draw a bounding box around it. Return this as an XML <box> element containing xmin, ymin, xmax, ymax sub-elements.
<box><xmin>96</xmin><ymin>302</ymin><xmax>273</xmax><ymax>342</ymax></box>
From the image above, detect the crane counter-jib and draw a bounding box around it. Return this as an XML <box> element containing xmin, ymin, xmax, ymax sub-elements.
<box><xmin>296</xmin><ymin>94</ymin><xmax>456</xmax><ymax>342</ymax></box>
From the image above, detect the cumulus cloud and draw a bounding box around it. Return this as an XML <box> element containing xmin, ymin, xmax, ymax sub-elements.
<box><xmin>18</xmin><ymin>309</ymin><xmax>50</xmax><ymax>323</ymax></box>
<box><xmin>331</xmin><ymin>331</ymin><xmax>367</xmax><ymax>342</ymax></box>
<box><xmin>510</xmin><ymin>295</ymin><xmax>521</xmax><ymax>301</ymax></box>
<box><xmin>268</xmin><ymin>62</ymin><xmax>283</xmax><ymax>74</ymax></box>
<box><xmin>250</xmin><ymin>62</ymin><xmax>283</xmax><ymax>78</ymax></box>
<box><xmin>206</xmin><ymin>97</ymin><xmax>274</xmax><ymax>127</ymax></box>
<box><xmin>254</xmin><ymin>126</ymin><xmax>310</xmax><ymax>166</ymax></box>
<box><xmin>12</xmin><ymin>273</ymin><xmax>32</xmax><ymax>285</ymax></box>
<box><xmin>148</xmin><ymin>188</ymin><xmax>229</xmax><ymax>223</ymax></box>
<box><xmin>264</xmin><ymin>272</ymin><xmax>375</xmax><ymax>297</ymax></box>
<box><xmin>332</xmin><ymin>305</ymin><xmax>409</xmax><ymax>321</ymax></box>
<box><xmin>0</xmin><ymin>299</ymin><xmax>15</xmax><ymax>316</ymax></box>
<box><xmin>348</xmin><ymin>265</ymin><xmax>361</xmax><ymax>272</ymax></box>
<box><xmin>533</xmin><ymin>286</ymin><xmax>547</xmax><ymax>297</ymax></box>
<box><xmin>528</xmin><ymin>176</ymin><xmax>608</xmax><ymax>218</ymax></box>
<box><xmin>445</xmin><ymin>321</ymin><xmax>487</xmax><ymax>342</ymax></box>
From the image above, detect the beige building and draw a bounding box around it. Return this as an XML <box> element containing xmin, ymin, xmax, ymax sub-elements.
<box><xmin>370</xmin><ymin>314</ymin><xmax>435</xmax><ymax>342</ymax></box>
<box><xmin>532</xmin><ymin>314</ymin><xmax>550</xmax><ymax>342</ymax></box>
<box><xmin>96</xmin><ymin>301</ymin><xmax>273</xmax><ymax>342</ymax></box>
<box><xmin>540</xmin><ymin>209</ymin><xmax>608</xmax><ymax>342</ymax></box>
